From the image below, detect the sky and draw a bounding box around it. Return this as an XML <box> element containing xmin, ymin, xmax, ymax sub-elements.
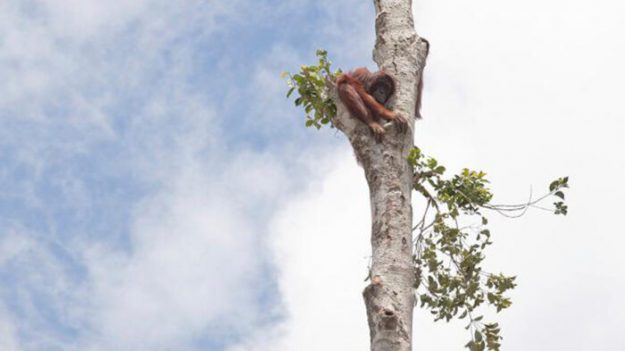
<box><xmin>1</xmin><ymin>0</ymin><xmax>624</xmax><ymax>350</ymax></box>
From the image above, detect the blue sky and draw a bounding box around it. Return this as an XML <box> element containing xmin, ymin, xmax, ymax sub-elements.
<box><xmin>1</xmin><ymin>0</ymin><xmax>625</xmax><ymax>350</ymax></box>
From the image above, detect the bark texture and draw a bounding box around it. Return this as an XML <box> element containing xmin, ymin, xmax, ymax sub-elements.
<box><xmin>330</xmin><ymin>1</ymin><xmax>428</xmax><ymax>350</ymax></box>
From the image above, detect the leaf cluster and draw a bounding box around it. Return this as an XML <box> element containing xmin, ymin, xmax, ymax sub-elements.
<box><xmin>281</xmin><ymin>49</ymin><xmax>341</xmax><ymax>129</ymax></box>
<box><xmin>549</xmin><ymin>177</ymin><xmax>569</xmax><ymax>215</ymax></box>
<box><xmin>408</xmin><ymin>147</ymin><xmax>568</xmax><ymax>351</ymax></box>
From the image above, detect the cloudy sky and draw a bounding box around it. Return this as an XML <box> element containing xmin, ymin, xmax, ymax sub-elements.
<box><xmin>1</xmin><ymin>0</ymin><xmax>624</xmax><ymax>350</ymax></box>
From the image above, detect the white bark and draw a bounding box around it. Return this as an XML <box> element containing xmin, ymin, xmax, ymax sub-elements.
<box><xmin>330</xmin><ymin>1</ymin><xmax>428</xmax><ymax>350</ymax></box>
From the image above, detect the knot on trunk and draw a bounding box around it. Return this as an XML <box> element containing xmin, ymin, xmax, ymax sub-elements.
<box><xmin>381</xmin><ymin>309</ymin><xmax>398</xmax><ymax>330</ymax></box>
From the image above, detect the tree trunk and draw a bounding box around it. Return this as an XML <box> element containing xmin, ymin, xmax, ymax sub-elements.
<box><xmin>330</xmin><ymin>1</ymin><xmax>428</xmax><ymax>350</ymax></box>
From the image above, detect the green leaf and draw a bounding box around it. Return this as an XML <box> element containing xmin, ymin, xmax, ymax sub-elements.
<box><xmin>549</xmin><ymin>180</ymin><xmax>558</xmax><ymax>191</ymax></box>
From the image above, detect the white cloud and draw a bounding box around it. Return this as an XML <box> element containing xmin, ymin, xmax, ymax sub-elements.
<box><xmin>226</xmin><ymin>149</ymin><xmax>371</xmax><ymax>351</ymax></box>
<box><xmin>411</xmin><ymin>9</ymin><xmax>625</xmax><ymax>349</ymax></box>
<box><xmin>0</xmin><ymin>303</ymin><xmax>20</xmax><ymax>351</ymax></box>
<box><xmin>79</xmin><ymin>157</ymin><xmax>269</xmax><ymax>350</ymax></box>
<box><xmin>0</xmin><ymin>232</ymin><xmax>31</xmax><ymax>351</ymax></box>
<box><xmin>0</xmin><ymin>229</ymin><xmax>33</xmax><ymax>266</ymax></box>
<box><xmin>35</xmin><ymin>0</ymin><xmax>149</xmax><ymax>39</ymax></box>
<box><xmin>0</xmin><ymin>1</ymin><xmax>291</xmax><ymax>350</ymax></box>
